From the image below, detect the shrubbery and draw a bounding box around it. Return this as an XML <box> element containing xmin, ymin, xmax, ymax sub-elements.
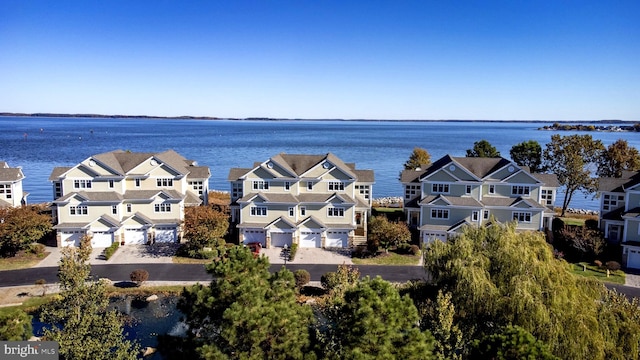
<box><xmin>294</xmin><ymin>269</ymin><xmax>310</xmax><ymax>288</ymax></box>
<box><xmin>289</xmin><ymin>243</ymin><xmax>298</xmax><ymax>261</ymax></box>
<box><xmin>130</xmin><ymin>269</ymin><xmax>149</xmax><ymax>287</ymax></box>
<box><xmin>103</xmin><ymin>241</ymin><xmax>119</xmax><ymax>260</ymax></box>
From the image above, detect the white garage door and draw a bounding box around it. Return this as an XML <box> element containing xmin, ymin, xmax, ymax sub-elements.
<box><xmin>423</xmin><ymin>232</ymin><xmax>447</xmax><ymax>244</ymax></box>
<box><xmin>61</xmin><ymin>231</ymin><xmax>83</xmax><ymax>247</ymax></box>
<box><xmin>628</xmin><ymin>248</ymin><xmax>640</xmax><ymax>269</ymax></box>
<box><xmin>300</xmin><ymin>231</ymin><xmax>321</xmax><ymax>248</ymax></box>
<box><xmin>326</xmin><ymin>231</ymin><xmax>349</xmax><ymax>248</ymax></box>
<box><xmin>91</xmin><ymin>231</ymin><xmax>113</xmax><ymax>248</ymax></box>
<box><xmin>243</xmin><ymin>230</ymin><xmax>266</xmax><ymax>246</ymax></box>
<box><xmin>125</xmin><ymin>229</ymin><xmax>147</xmax><ymax>245</ymax></box>
<box><xmin>271</xmin><ymin>232</ymin><xmax>292</xmax><ymax>248</ymax></box>
<box><xmin>155</xmin><ymin>227</ymin><xmax>177</xmax><ymax>243</ymax></box>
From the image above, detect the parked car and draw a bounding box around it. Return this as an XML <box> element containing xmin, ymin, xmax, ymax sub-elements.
<box><xmin>246</xmin><ymin>242</ymin><xmax>261</xmax><ymax>257</ymax></box>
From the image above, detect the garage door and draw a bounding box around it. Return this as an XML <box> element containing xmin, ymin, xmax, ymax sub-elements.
<box><xmin>628</xmin><ymin>248</ymin><xmax>640</xmax><ymax>269</ymax></box>
<box><xmin>271</xmin><ymin>232</ymin><xmax>292</xmax><ymax>247</ymax></box>
<box><xmin>125</xmin><ymin>229</ymin><xmax>147</xmax><ymax>245</ymax></box>
<box><xmin>155</xmin><ymin>227</ymin><xmax>177</xmax><ymax>243</ymax></box>
<box><xmin>423</xmin><ymin>232</ymin><xmax>447</xmax><ymax>244</ymax></box>
<box><xmin>91</xmin><ymin>231</ymin><xmax>113</xmax><ymax>248</ymax></box>
<box><xmin>300</xmin><ymin>231</ymin><xmax>321</xmax><ymax>248</ymax></box>
<box><xmin>243</xmin><ymin>230</ymin><xmax>266</xmax><ymax>246</ymax></box>
<box><xmin>326</xmin><ymin>231</ymin><xmax>349</xmax><ymax>248</ymax></box>
<box><xmin>61</xmin><ymin>231</ymin><xmax>83</xmax><ymax>247</ymax></box>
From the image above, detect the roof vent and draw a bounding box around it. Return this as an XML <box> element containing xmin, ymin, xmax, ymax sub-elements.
<box><xmin>150</xmin><ymin>159</ymin><xmax>157</xmax><ymax>166</ymax></box>
<box><xmin>89</xmin><ymin>160</ymin><xmax>96</xmax><ymax>167</ymax></box>
<box><xmin>449</xmin><ymin>165</ymin><xmax>456</xmax><ymax>171</ymax></box>
<box><xmin>267</xmin><ymin>162</ymin><xmax>274</xmax><ymax>169</ymax></box>
<box><xmin>508</xmin><ymin>166</ymin><xmax>515</xmax><ymax>172</ymax></box>
<box><xmin>323</xmin><ymin>162</ymin><xmax>331</xmax><ymax>169</ymax></box>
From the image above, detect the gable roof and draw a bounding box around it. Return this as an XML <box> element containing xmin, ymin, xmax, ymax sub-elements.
<box><xmin>228</xmin><ymin>153</ymin><xmax>373</xmax><ymax>182</ymax></box>
<box><xmin>598</xmin><ymin>171</ymin><xmax>640</xmax><ymax>192</ymax></box>
<box><xmin>450</xmin><ymin>156</ymin><xmax>512</xmax><ymax>179</ymax></box>
<box><xmin>0</xmin><ymin>161</ymin><xmax>24</xmax><ymax>182</ymax></box>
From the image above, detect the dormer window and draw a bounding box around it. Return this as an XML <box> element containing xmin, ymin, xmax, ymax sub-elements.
<box><xmin>74</xmin><ymin>179</ymin><xmax>92</xmax><ymax>189</ymax></box>
<box><xmin>511</xmin><ymin>185</ymin><xmax>530</xmax><ymax>196</ymax></box>
<box><xmin>307</xmin><ymin>181</ymin><xmax>314</xmax><ymax>191</ymax></box>
<box><xmin>252</xmin><ymin>181</ymin><xmax>269</xmax><ymax>190</ymax></box>
<box><xmin>488</xmin><ymin>185</ymin><xmax>495</xmax><ymax>194</ymax></box>
<box><xmin>328</xmin><ymin>181</ymin><xmax>345</xmax><ymax>191</ymax></box>
<box><xmin>432</xmin><ymin>183</ymin><xmax>449</xmax><ymax>194</ymax></box>
<box><xmin>157</xmin><ymin>178</ymin><xmax>173</xmax><ymax>187</ymax></box>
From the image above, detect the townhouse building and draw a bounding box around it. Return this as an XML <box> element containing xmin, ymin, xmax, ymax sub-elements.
<box><xmin>228</xmin><ymin>153</ymin><xmax>374</xmax><ymax>248</ymax></box>
<box><xmin>401</xmin><ymin>155</ymin><xmax>558</xmax><ymax>243</ymax></box>
<box><xmin>49</xmin><ymin>149</ymin><xmax>210</xmax><ymax>247</ymax></box>
<box><xmin>0</xmin><ymin>161</ymin><xmax>28</xmax><ymax>207</ymax></box>
<box><xmin>598</xmin><ymin>171</ymin><xmax>640</xmax><ymax>269</ymax></box>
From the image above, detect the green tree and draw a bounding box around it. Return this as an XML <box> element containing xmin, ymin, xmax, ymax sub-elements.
<box><xmin>333</xmin><ymin>276</ymin><xmax>435</xmax><ymax>359</ymax></box>
<box><xmin>404</xmin><ymin>147</ymin><xmax>432</xmax><ymax>170</ymax></box>
<box><xmin>426</xmin><ymin>291</ymin><xmax>464</xmax><ymax>360</ymax></box>
<box><xmin>39</xmin><ymin>236</ymin><xmax>139</xmax><ymax>360</ymax></box>
<box><xmin>367</xmin><ymin>215</ymin><xmax>411</xmax><ymax>253</ymax></box>
<box><xmin>178</xmin><ymin>245</ymin><xmax>314</xmax><ymax>359</ymax></box>
<box><xmin>0</xmin><ymin>205</ymin><xmax>52</xmax><ymax>257</ymax></box>
<box><xmin>182</xmin><ymin>205</ymin><xmax>229</xmax><ymax>249</ymax></box>
<box><xmin>510</xmin><ymin>140</ymin><xmax>542</xmax><ymax>172</ymax></box>
<box><xmin>422</xmin><ymin>222</ymin><xmax>610</xmax><ymax>359</ymax></box>
<box><xmin>466</xmin><ymin>140</ymin><xmax>500</xmax><ymax>158</ymax></box>
<box><xmin>469</xmin><ymin>325</ymin><xmax>558</xmax><ymax>360</ymax></box>
<box><xmin>0</xmin><ymin>308</ymin><xmax>32</xmax><ymax>340</ymax></box>
<box><xmin>597</xmin><ymin>139</ymin><xmax>640</xmax><ymax>178</ymax></box>
<box><xmin>542</xmin><ymin>134</ymin><xmax>604</xmax><ymax>216</ymax></box>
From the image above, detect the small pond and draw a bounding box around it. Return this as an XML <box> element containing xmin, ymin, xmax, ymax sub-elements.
<box><xmin>33</xmin><ymin>294</ymin><xmax>185</xmax><ymax>359</ymax></box>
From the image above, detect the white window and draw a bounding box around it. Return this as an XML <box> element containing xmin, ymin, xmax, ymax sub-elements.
<box><xmin>356</xmin><ymin>185</ymin><xmax>370</xmax><ymax>199</ymax></box>
<box><xmin>488</xmin><ymin>185</ymin><xmax>495</xmax><ymax>194</ymax></box>
<box><xmin>483</xmin><ymin>210</ymin><xmax>490</xmax><ymax>219</ymax></box>
<box><xmin>511</xmin><ymin>185</ymin><xmax>530</xmax><ymax>196</ymax></box>
<box><xmin>432</xmin><ymin>183</ymin><xmax>450</xmax><ymax>194</ymax></box>
<box><xmin>250</xmin><ymin>206</ymin><xmax>267</xmax><ymax>216</ymax></box>
<box><xmin>328</xmin><ymin>207</ymin><xmax>345</xmax><ymax>217</ymax></box>
<box><xmin>154</xmin><ymin>203</ymin><xmax>172</xmax><ymax>212</ymax></box>
<box><xmin>472</xmin><ymin>211</ymin><xmax>479</xmax><ymax>221</ymax></box>
<box><xmin>111</xmin><ymin>205</ymin><xmax>117</xmax><ymax>215</ymax></box>
<box><xmin>603</xmin><ymin>194</ymin><xmax>624</xmax><ymax>211</ymax></box>
<box><xmin>431</xmin><ymin>209</ymin><xmax>449</xmax><ymax>219</ymax></box>
<box><xmin>307</xmin><ymin>181</ymin><xmax>314</xmax><ymax>191</ymax></box>
<box><xmin>69</xmin><ymin>205</ymin><xmax>88</xmax><ymax>215</ymax></box>
<box><xmin>289</xmin><ymin>207</ymin><xmax>294</xmax><ymax>217</ymax></box>
<box><xmin>541</xmin><ymin>189</ymin><xmax>554</xmax><ymax>206</ymax></box>
<box><xmin>328</xmin><ymin>181</ymin><xmax>345</xmax><ymax>191</ymax></box>
<box><xmin>405</xmin><ymin>185</ymin><xmax>420</xmax><ymax>200</ymax></box>
<box><xmin>300</xmin><ymin>206</ymin><xmax>306</xmax><ymax>216</ymax></box>
<box><xmin>465</xmin><ymin>185</ymin><xmax>472</xmax><ymax>194</ymax></box>
<box><xmin>513</xmin><ymin>212</ymin><xmax>532</xmax><ymax>223</ymax></box>
<box><xmin>284</xmin><ymin>181</ymin><xmax>291</xmax><ymax>191</ymax></box>
<box><xmin>108</xmin><ymin>180</ymin><xmax>114</xmax><ymax>188</ymax></box>
<box><xmin>157</xmin><ymin>178</ymin><xmax>173</xmax><ymax>187</ymax></box>
<box><xmin>0</xmin><ymin>184</ymin><xmax>11</xmax><ymax>199</ymax></box>
<box><xmin>126</xmin><ymin>204</ymin><xmax>132</xmax><ymax>213</ymax></box>
<box><xmin>189</xmin><ymin>181</ymin><xmax>204</xmax><ymax>195</ymax></box>
<box><xmin>253</xmin><ymin>181</ymin><xmax>269</xmax><ymax>190</ymax></box>
<box><xmin>73</xmin><ymin>179</ymin><xmax>92</xmax><ymax>189</ymax></box>
<box><xmin>135</xmin><ymin>179</ymin><xmax>141</xmax><ymax>187</ymax></box>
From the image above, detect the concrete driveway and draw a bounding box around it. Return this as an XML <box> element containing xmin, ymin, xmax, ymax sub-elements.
<box><xmin>260</xmin><ymin>247</ymin><xmax>353</xmax><ymax>265</ymax></box>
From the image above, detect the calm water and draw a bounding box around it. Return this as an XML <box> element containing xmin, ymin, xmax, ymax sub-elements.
<box><xmin>2</xmin><ymin>116</ymin><xmax>639</xmax><ymax>210</ymax></box>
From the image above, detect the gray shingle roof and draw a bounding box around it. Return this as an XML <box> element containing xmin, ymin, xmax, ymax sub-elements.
<box><xmin>186</xmin><ymin>166</ymin><xmax>210</xmax><ymax>179</ymax></box>
<box><xmin>451</xmin><ymin>156</ymin><xmax>512</xmax><ymax>178</ymax></box>
<box><xmin>598</xmin><ymin>171</ymin><xmax>640</xmax><ymax>192</ymax></box>
<box><xmin>531</xmin><ymin>173</ymin><xmax>560</xmax><ymax>187</ymax></box>
<box><xmin>49</xmin><ymin>167</ymin><xmax>73</xmax><ymax>181</ymax></box>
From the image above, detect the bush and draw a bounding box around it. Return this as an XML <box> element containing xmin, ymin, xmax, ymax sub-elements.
<box><xmin>27</xmin><ymin>243</ymin><xmax>46</xmax><ymax>256</ymax></box>
<box><xmin>103</xmin><ymin>241</ymin><xmax>120</xmax><ymax>260</ymax></box>
<box><xmin>352</xmin><ymin>245</ymin><xmax>372</xmax><ymax>258</ymax></box>
<box><xmin>294</xmin><ymin>269</ymin><xmax>310</xmax><ymax>288</ymax></box>
<box><xmin>289</xmin><ymin>243</ymin><xmax>298</xmax><ymax>261</ymax></box>
<box><xmin>409</xmin><ymin>244</ymin><xmax>421</xmax><ymax>256</ymax></box>
<box><xmin>585</xmin><ymin>219</ymin><xmax>599</xmax><ymax>230</ymax></box>
<box><xmin>594</xmin><ymin>259</ymin><xmax>603</xmax><ymax>268</ymax></box>
<box><xmin>130</xmin><ymin>269</ymin><xmax>149</xmax><ymax>287</ymax></box>
<box><xmin>606</xmin><ymin>261</ymin><xmax>621</xmax><ymax>271</ymax></box>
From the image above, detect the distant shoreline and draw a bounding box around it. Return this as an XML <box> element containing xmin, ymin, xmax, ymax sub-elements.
<box><xmin>0</xmin><ymin>112</ymin><xmax>636</xmax><ymax>123</ymax></box>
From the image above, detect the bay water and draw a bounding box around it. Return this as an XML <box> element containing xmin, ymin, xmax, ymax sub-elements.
<box><xmin>2</xmin><ymin>116</ymin><xmax>639</xmax><ymax>210</ymax></box>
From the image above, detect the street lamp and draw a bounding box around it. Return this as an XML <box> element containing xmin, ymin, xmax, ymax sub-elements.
<box><xmin>283</xmin><ymin>244</ymin><xmax>288</xmax><ymax>266</ymax></box>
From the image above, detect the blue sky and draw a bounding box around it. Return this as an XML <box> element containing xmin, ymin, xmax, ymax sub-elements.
<box><xmin>1</xmin><ymin>1</ymin><xmax>638</xmax><ymax>120</ymax></box>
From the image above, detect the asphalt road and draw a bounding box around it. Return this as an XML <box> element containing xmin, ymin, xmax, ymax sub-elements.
<box><xmin>1</xmin><ymin>263</ymin><xmax>636</xmax><ymax>300</ymax></box>
<box><xmin>0</xmin><ymin>263</ymin><xmax>429</xmax><ymax>287</ymax></box>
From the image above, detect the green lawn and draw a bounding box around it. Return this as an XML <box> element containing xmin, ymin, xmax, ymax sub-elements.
<box><xmin>172</xmin><ymin>256</ymin><xmax>211</xmax><ymax>264</ymax></box>
<box><xmin>559</xmin><ymin>217</ymin><xmax>587</xmax><ymax>226</ymax></box>
<box><xmin>352</xmin><ymin>252</ymin><xmax>421</xmax><ymax>266</ymax></box>
<box><xmin>0</xmin><ymin>252</ymin><xmax>48</xmax><ymax>271</ymax></box>
<box><xmin>570</xmin><ymin>262</ymin><xmax>626</xmax><ymax>285</ymax></box>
